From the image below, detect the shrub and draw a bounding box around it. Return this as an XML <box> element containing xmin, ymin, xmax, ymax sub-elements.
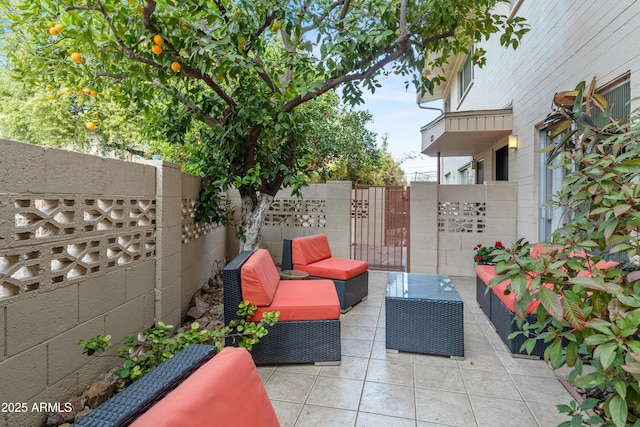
<box><xmin>79</xmin><ymin>301</ymin><xmax>278</xmax><ymax>386</ymax></box>
<box><xmin>491</xmin><ymin>80</ymin><xmax>640</xmax><ymax>426</ymax></box>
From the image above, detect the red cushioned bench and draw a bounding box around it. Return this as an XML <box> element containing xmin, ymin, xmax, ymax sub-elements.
<box><xmin>476</xmin><ymin>243</ymin><xmax>619</xmax><ymax>358</ymax></box>
<box><xmin>223</xmin><ymin>249</ymin><xmax>341</xmax><ymax>365</ymax></box>
<box><xmin>282</xmin><ymin>234</ymin><xmax>368</xmax><ymax>313</ymax></box>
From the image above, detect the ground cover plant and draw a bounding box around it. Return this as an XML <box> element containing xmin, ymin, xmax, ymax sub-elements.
<box><xmin>491</xmin><ymin>80</ymin><xmax>640</xmax><ymax>426</ymax></box>
<box><xmin>0</xmin><ymin>0</ymin><xmax>528</xmax><ymax>249</ymax></box>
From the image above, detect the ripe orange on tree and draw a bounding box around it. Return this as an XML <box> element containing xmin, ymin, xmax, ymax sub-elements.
<box><xmin>171</xmin><ymin>61</ymin><xmax>181</xmax><ymax>72</ymax></box>
<box><xmin>70</xmin><ymin>52</ymin><xmax>82</xmax><ymax>62</ymax></box>
<box><xmin>86</xmin><ymin>122</ymin><xmax>96</xmax><ymax>130</ymax></box>
<box><xmin>153</xmin><ymin>34</ymin><xmax>165</xmax><ymax>45</ymax></box>
<box><xmin>151</xmin><ymin>44</ymin><xmax>163</xmax><ymax>55</ymax></box>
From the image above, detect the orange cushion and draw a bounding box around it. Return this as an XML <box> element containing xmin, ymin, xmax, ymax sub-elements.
<box><xmin>491</xmin><ymin>277</ymin><xmax>542</xmax><ymax>315</ymax></box>
<box><xmin>249</xmin><ymin>280</ymin><xmax>340</xmax><ymax>321</ymax></box>
<box><xmin>294</xmin><ymin>257</ymin><xmax>368</xmax><ymax>281</ymax></box>
<box><xmin>241</xmin><ymin>249</ymin><xmax>280</xmax><ymax>306</ymax></box>
<box><xmin>292</xmin><ymin>234</ymin><xmax>332</xmax><ymax>265</ymax></box>
<box><xmin>475</xmin><ymin>264</ymin><xmax>496</xmax><ymax>286</ymax></box>
<box><xmin>130</xmin><ymin>347</ymin><xmax>279</xmax><ymax>427</ymax></box>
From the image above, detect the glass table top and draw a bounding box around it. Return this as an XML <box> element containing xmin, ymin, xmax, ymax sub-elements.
<box><xmin>386</xmin><ymin>272</ymin><xmax>462</xmax><ymax>302</ymax></box>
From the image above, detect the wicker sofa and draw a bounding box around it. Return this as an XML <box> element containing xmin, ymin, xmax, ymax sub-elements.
<box><xmin>75</xmin><ymin>345</ymin><xmax>279</xmax><ymax>427</ymax></box>
<box><xmin>282</xmin><ymin>234</ymin><xmax>368</xmax><ymax>312</ymax></box>
<box><xmin>476</xmin><ymin>244</ymin><xmax>619</xmax><ymax>358</ymax></box>
<box><xmin>223</xmin><ymin>249</ymin><xmax>341</xmax><ymax>365</ymax></box>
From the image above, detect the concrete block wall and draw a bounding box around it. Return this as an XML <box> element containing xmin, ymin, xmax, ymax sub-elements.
<box><xmin>227</xmin><ymin>181</ymin><xmax>353</xmax><ymax>265</ymax></box>
<box><xmin>409</xmin><ymin>181</ymin><xmax>517</xmax><ymax>277</ymax></box>
<box><xmin>0</xmin><ymin>140</ymin><xmax>226</xmax><ymax>427</ymax></box>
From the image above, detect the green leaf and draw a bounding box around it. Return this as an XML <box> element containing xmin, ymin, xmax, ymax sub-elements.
<box><xmin>608</xmin><ymin>394</ymin><xmax>628</xmax><ymax>427</ymax></box>
<box><xmin>538</xmin><ymin>286</ymin><xmax>563</xmax><ymax>321</ymax></box>
<box><xmin>594</xmin><ymin>341</ymin><xmax>617</xmax><ymax>369</ymax></box>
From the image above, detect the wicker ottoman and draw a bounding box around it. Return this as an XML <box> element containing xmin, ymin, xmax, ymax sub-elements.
<box><xmin>385</xmin><ymin>272</ymin><xmax>464</xmax><ymax>358</ymax></box>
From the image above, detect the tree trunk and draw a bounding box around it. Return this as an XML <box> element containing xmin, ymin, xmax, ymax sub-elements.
<box><xmin>239</xmin><ymin>192</ymin><xmax>275</xmax><ymax>252</ymax></box>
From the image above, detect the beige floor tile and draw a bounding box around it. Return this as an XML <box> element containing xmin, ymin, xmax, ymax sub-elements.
<box><xmin>264</xmin><ymin>371</ymin><xmax>317</xmax><ymax>403</ymax></box>
<box><xmin>356</xmin><ymin>412</ymin><xmax>416</xmax><ymax>427</ymax></box>
<box><xmin>342</xmin><ymin>324</ymin><xmax>377</xmax><ymax>341</ymax></box>
<box><xmin>414</xmin><ymin>363</ymin><xmax>466</xmax><ymax>393</ymax></box>
<box><xmin>415</xmin><ymin>388</ymin><xmax>475</xmax><ymax>426</ymax></box>
<box><xmin>343</xmin><ymin>313</ymin><xmax>379</xmax><ymax>327</ymax></box>
<box><xmin>528</xmin><ymin>401</ymin><xmax>574</xmax><ymax>426</ymax></box>
<box><xmin>270</xmin><ymin>400</ymin><xmax>302</xmax><ymax>427</ymax></box>
<box><xmin>370</xmin><ymin>340</ymin><xmax>414</xmax><ymax>362</ymax></box>
<box><xmin>412</xmin><ymin>352</ymin><xmax>459</xmax><ymax>367</ymax></box>
<box><xmin>469</xmin><ymin>394</ymin><xmax>537</xmax><ymax>427</ymax></box>
<box><xmin>341</xmin><ymin>338</ymin><xmax>373</xmax><ymax>358</ymax></box>
<box><xmin>366</xmin><ymin>358</ymin><xmax>414</xmax><ymax>386</ymax></box>
<box><xmin>511</xmin><ymin>374</ymin><xmax>574</xmax><ymax>405</ymax></box>
<box><xmin>294</xmin><ymin>404</ymin><xmax>357</xmax><ymax>427</ymax></box>
<box><xmin>320</xmin><ymin>355</ymin><xmax>369</xmax><ymax>381</ymax></box>
<box><xmin>306</xmin><ymin>376</ymin><xmax>364</xmax><ymax>411</ymax></box>
<box><xmin>457</xmin><ymin>350</ymin><xmax>506</xmax><ymax>373</ymax></box>
<box><xmin>460</xmin><ymin>368</ymin><xmax>521</xmax><ymax>399</ymax></box>
<box><xmin>359</xmin><ymin>381</ymin><xmax>415</xmax><ymax>419</ymax></box>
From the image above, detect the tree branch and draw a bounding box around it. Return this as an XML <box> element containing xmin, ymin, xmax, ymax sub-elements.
<box><xmin>141</xmin><ymin>0</ymin><xmax>156</xmax><ymax>29</ymax></box>
<box><xmin>338</xmin><ymin>0</ymin><xmax>351</xmax><ymax>20</ymax></box>
<box><xmin>151</xmin><ymin>79</ymin><xmax>221</xmax><ymax>128</ymax></box>
<box><xmin>301</xmin><ymin>0</ymin><xmax>344</xmax><ymax>33</ymax></box>
<box><xmin>283</xmin><ymin>38</ymin><xmax>410</xmax><ymax>112</ymax></box>
<box><xmin>251</xmin><ymin>51</ymin><xmax>283</xmax><ymax>94</ymax></box>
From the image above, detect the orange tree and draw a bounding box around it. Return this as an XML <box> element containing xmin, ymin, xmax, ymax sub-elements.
<box><xmin>0</xmin><ymin>0</ymin><xmax>527</xmax><ymax>249</ymax></box>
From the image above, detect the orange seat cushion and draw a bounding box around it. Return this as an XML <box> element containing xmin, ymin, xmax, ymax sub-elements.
<box><xmin>241</xmin><ymin>249</ymin><xmax>280</xmax><ymax>306</ymax></box>
<box><xmin>491</xmin><ymin>276</ymin><xmax>542</xmax><ymax>314</ymax></box>
<box><xmin>292</xmin><ymin>234</ymin><xmax>333</xmax><ymax>265</ymax></box>
<box><xmin>130</xmin><ymin>347</ymin><xmax>279</xmax><ymax>427</ymax></box>
<box><xmin>249</xmin><ymin>280</ymin><xmax>340</xmax><ymax>322</ymax></box>
<box><xmin>475</xmin><ymin>264</ymin><xmax>496</xmax><ymax>286</ymax></box>
<box><xmin>294</xmin><ymin>257</ymin><xmax>368</xmax><ymax>281</ymax></box>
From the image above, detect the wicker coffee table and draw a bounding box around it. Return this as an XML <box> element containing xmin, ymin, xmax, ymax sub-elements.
<box><xmin>385</xmin><ymin>272</ymin><xmax>464</xmax><ymax>358</ymax></box>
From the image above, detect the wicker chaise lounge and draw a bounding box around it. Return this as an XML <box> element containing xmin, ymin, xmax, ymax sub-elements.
<box><xmin>282</xmin><ymin>234</ymin><xmax>368</xmax><ymax>312</ymax></box>
<box><xmin>223</xmin><ymin>249</ymin><xmax>341</xmax><ymax>365</ymax></box>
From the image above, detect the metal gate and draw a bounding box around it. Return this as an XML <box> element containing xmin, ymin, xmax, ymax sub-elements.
<box><xmin>352</xmin><ymin>186</ymin><xmax>410</xmax><ymax>272</ymax></box>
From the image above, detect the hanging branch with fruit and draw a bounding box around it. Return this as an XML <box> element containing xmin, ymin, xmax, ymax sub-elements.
<box><xmin>0</xmin><ymin>0</ymin><xmax>528</xmax><ymax>250</ymax></box>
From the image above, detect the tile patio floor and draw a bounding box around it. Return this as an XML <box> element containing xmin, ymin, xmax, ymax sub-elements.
<box><xmin>258</xmin><ymin>271</ymin><xmax>575</xmax><ymax>427</ymax></box>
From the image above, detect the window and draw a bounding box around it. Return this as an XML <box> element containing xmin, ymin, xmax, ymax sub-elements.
<box><xmin>476</xmin><ymin>158</ymin><xmax>485</xmax><ymax>184</ymax></box>
<box><xmin>537</xmin><ymin>75</ymin><xmax>630</xmax><ymax>241</ymax></box>
<box><xmin>538</xmin><ymin>129</ymin><xmax>565</xmax><ymax>241</ymax></box>
<box><xmin>460</xmin><ymin>51</ymin><xmax>474</xmax><ymax>96</ymax></box>
<box><xmin>495</xmin><ymin>146</ymin><xmax>508</xmax><ymax>181</ymax></box>
<box><xmin>591</xmin><ymin>77</ymin><xmax>630</xmax><ymax>126</ymax></box>
<box><xmin>458</xmin><ymin>163</ymin><xmax>474</xmax><ymax>184</ymax></box>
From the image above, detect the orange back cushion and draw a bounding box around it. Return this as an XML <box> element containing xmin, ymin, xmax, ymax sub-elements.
<box><xmin>241</xmin><ymin>249</ymin><xmax>280</xmax><ymax>306</ymax></box>
<box><xmin>292</xmin><ymin>234</ymin><xmax>332</xmax><ymax>265</ymax></box>
<box><xmin>130</xmin><ymin>347</ymin><xmax>279</xmax><ymax>427</ymax></box>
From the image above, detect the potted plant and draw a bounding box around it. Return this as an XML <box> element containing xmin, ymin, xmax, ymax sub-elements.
<box><xmin>473</xmin><ymin>241</ymin><xmax>505</xmax><ymax>264</ymax></box>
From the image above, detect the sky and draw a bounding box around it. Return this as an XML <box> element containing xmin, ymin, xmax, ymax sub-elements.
<box><xmin>355</xmin><ymin>73</ymin><xmax>442</xmax><ymax>181</ymax></box>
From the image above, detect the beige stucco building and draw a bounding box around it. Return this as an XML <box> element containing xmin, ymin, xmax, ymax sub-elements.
<box><xmin>420</xmin><ymin>0</ymin><xmax>640</xmax><ymax>243</ymax></box>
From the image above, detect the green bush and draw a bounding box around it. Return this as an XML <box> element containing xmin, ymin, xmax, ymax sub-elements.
<box><xmin>79</xmin><ymin>301</ymin><xmax>278</xmax><ymax>386</ymax></box>
<box><xmin>491</xmin><ymin>81</ymin><xmax>640</xmax><ymax>426</ymax></box>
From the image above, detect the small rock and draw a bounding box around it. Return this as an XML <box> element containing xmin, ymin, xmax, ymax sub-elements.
<box><xmin>187</xmin><ymin>305</ymin><xmax>208</xmax><ymax>320</ymax></box>
<box><xmin>74</xmin><ymin>407</ymin><xmax>93</xmax><ymax>423</ymax></box>
<box><xmin>45</xmin><ymin>412</ymin><xmax>64</xmax><ymax>427</ymax></box>
<box><xmin>82</xmin><ymin>368</ymin><xmax>120</xmax><ymax>409</ymax></box>
<box><xmin>194</xmin><ymin>295</ymin><xmax>209</xmax><ymax>309</ymax></box>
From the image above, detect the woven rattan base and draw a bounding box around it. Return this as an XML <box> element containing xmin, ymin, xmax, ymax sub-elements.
<box><xmin>385</xmin><ymin>273</ymin><xmax>464</xmax><ymax>358</ymax></box>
